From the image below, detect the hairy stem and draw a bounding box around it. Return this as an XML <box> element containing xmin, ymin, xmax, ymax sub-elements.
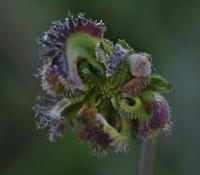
<box><xmin>138</xmin><ymin>140</ymin><xmax>154</xmax><ymax>175</ymax></box>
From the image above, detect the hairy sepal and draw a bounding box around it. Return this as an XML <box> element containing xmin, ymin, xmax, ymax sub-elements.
<box><xmin>148</xmin><ymin>75</ymin><xmax>172</xmax><ymax>93</ymax></box>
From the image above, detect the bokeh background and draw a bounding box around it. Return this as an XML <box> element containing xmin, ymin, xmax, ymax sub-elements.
<box><xmin>0</xmin><ymin>0</ymin><xmax>200</xmax><ymax>175</ymax></box>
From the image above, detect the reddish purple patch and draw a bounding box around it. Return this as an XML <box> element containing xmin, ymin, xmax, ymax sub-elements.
<box><xmin>134</xmin><ymin>95</ymin><xmax>170</xmax><ymax>139</ymax></box>
<box><xmin>122</xmin><ymin>77</ymin><xmax>149</xmax><ymax>96</ymax></box>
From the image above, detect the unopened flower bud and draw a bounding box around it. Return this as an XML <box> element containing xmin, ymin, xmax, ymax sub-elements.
<box><xmin>106</xmin><ymin>44</ymin><xmax>128</xmax><ymax>76</ymax></box>
<box><xmin>134</xmin><ymin>93</ymin><xmax>171</xmax><ymax>139</ymax></box>
<box><xmin>122</xmin><ymin>77</ymin><xmax>149</xmax><ymax>96</ymax></box>
<box><xmin>128</xmin><ymin>53</ymin><xmax>152</xmax><ymax>77</ymax></box>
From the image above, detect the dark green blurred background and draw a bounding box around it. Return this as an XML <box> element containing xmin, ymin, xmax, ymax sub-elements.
<box><xmin>0</xmin><ymin>0</ymin><xmax>200</xmax><ymax>175</ymax></box>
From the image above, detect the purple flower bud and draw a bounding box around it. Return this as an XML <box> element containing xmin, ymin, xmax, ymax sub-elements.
<box><xmin>134</xmin><ymin>94</ymin><xmax>171</xmax><ymax>139</ymax></box>
<box><xmin>106</xmin><ymin>44</ymin><xmax>128</xmax><ymax>76</ymax></box>
<box><xmin>149</xmin><ymin>94</ymin><xmax>170</xmax><ymax>129</ymax></box>
<box><xmin>33</xmin><ymin>104</ymin><xmax>65</xmax><ymax>142</ymax></box>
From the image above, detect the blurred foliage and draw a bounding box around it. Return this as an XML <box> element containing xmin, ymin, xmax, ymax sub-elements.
<box><xmin>0</xmin><ymin>0</ymin><xmax>200</xmax><ymax>175</ymax></box>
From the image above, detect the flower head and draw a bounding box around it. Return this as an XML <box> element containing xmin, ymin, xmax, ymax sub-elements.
<box><xmin>33</xmin><ymin>13</ymin><xmax>172</xmax><ymax>155</ymax></box>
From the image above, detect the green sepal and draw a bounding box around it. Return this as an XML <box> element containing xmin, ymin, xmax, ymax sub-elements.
<box><xmin>138</xmin><ymin>90</ymin><xmax>155</xmax><ymax>103</ymax></box>
<box><xmin>117</xmin><ymin>39</ymin><xmax>134</xmax><ymax>53</ymax></box>
<box><xmin>101</xmin><ymin>39</ymin><xmax>114</xmax><ymax>56</ymax></box>
<box><xmin>96</xmin><ymin>113</ymin><xmax>130</xmax><ymax>153</ymax></box>
<box><xmin>109</xmin><ymin>61</ymin><xmax>131</xmax><ymax>89</ymax></box>
<box><xmin>111</xmin><ymin>94</ymin><xmax>121</xmax><ymax>111</ymax></box>
<box><xmin>59</xmin><ymin>93</ymin><xmax>86</xmax><ymax>119</ymax></box>
<box><xmin>119</xmin><ymin>96</ymin><xmax>149</xmax><ymax>121</ymax></box>
<box><xmin>148</xmin><ymin>75</ymin><xmax>172</xmax><ymax>93</ymax></box>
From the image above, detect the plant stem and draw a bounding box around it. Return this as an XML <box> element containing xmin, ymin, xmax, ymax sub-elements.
<box><xmin>138</xmin><ymin>140</ymin><xmax>153</xmax><ymax>175</ymax></box>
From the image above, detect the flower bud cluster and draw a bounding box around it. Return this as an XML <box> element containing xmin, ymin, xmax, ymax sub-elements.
<box><xmin>33</xmin><ymin>13</ymin><xmax>172</xmax><ymax>155</ymax></box>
